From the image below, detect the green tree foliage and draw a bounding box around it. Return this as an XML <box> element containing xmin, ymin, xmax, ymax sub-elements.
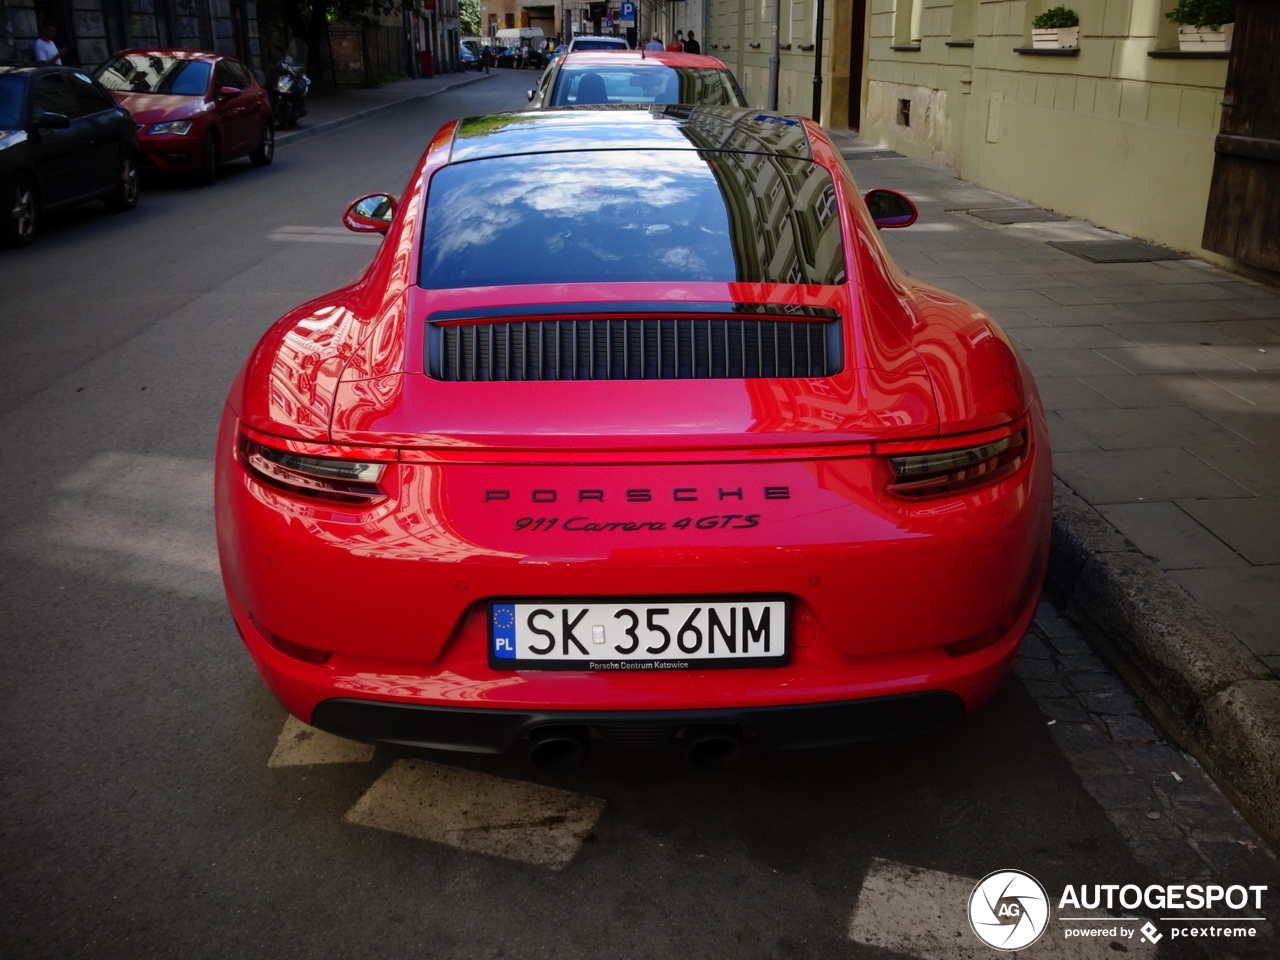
<box><xmin>460</xmin><ymin>0</ymin><xmax>481</xmax><ymax>35</ymax></box>
<box><xmin>1031</xmin><ymin>5</ymin><xmax>1080</xmax><ymax>28</ymax></box>
<box><xmin>1165</xmin><ymin>0</ymin><xmax>1234</xmax><ymax>27</ymax></box>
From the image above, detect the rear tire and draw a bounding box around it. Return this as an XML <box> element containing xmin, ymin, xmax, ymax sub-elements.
<box><xmin>104</xmin><ymin>152</ymin><xmax>140</xmax><ymax>211</ymax></box>
<box><xmin>196</xmin><ymin>134</ymin><xmax>218</xmax><ymax>186</ymax></box>
<box><xmin>249</xmin><ymin>121</ymin><xmax>274</xmax><ymax>166</ymax></box>
<box><xmin>1</xmin><ymin>174</ymin><xmax>39</xmax><ymax>248</ymax></box>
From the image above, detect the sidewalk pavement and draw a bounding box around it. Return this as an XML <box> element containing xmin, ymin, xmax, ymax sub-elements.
<box><xmin>827</xmin><ymin>129</ymin><xmax>1280</xmax><ymax>846</ymax></box>
<box><xmin>275</xmin><ymin>71</ymin><xmax>495</xmax><ymax>146</ymax></box>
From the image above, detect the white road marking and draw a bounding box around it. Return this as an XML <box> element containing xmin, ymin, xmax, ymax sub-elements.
<box><xmin>18</xmin><ymin>452</ymin><xmax>220</xmax><ymax>599</ymax></box>
<box><xmin>267</xmin><ymin>716</ymin><xmax>375</xmax><ymax>767</ymax></box>
<box><xmin>345</xmin><ymin>759</ymin><xmax>605</xmax><ymax>870</ymax></box>
<box><xmin>269</xmin><ymin>226</ymin><xmax>381</xmax><ymax>245</ymax></box>
<box><xmin>848</xmin><ymin>858</ymin><xmax>1157</xmax><ymax>959</ymax></box>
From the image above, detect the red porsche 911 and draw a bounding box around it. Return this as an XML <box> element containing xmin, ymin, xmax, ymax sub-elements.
<box><xmin>215</xmin><ymin>108</ymin><xmax>1052</xmax><ymax>771</ymax></box>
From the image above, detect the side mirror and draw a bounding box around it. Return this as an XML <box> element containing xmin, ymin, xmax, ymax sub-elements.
<box><xmin>218</xmin><ymin>85</ymin><xmax>242</xmax><ymax>99</ymax></box>
<box><xmin>864</xmin><ymin>188</ymin><xmax>918</xmax><ymax>229</ymax></box>
<box><xmin>34</xmin><ymin>112</ymin><xmax>70</xmax><ymax>130</ymax></box>
<box><xmin>527</xmin><ymin>89</ymin><xmax>536</xmax><ymax>101</ymax></box>
<box><xmin>343</xmin><ymin>193</ymin><xmax>397</xmax><ymax>235</ymax></box>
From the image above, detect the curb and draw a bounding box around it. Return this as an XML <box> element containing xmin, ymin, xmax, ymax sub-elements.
<box><xmin>275</xmin><ymin>72</ymin><xmax>494</xmax><ymax>147</ymax></box>
<box><xmin>1047</xmin><ymin>476</ymin><xmax>1280</xmax><ymax>851</ymax></box>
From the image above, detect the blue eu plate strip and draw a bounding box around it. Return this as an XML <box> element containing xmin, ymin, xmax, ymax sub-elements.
<box><xmin>492</xmin><ymin>604</ymin><xmax>516</xmax><ymax>659</ymax></box>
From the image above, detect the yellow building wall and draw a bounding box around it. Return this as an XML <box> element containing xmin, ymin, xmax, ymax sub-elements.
<box><xmin>706</xmin><ymin>0</ymin><xmax>849</xmax><ymax>125</ymax></box>
<box><xmin>858</xmin><ymin>0</ymin><xmax>1234</xmax><ymax>262</ymax></box>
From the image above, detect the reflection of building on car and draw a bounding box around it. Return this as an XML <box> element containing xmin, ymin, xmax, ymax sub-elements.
<box><xmin>216</xmin><ymin>107</ymin><xmax>1052</xmax><ymax>772</ymax></box>
<box><xmin>528</xmin><ymin>51</ymin><xmax>747</xmax><ymax>109</ymax></box>
<box><xmin>94</xmin><ymin>50</ymin><xmax>273</xmax><ymax>185</ymax></box>
<box><xmin>0</xmin><ymin>64</ymin><xmax>140</xmax><ymax>247</ymax></box>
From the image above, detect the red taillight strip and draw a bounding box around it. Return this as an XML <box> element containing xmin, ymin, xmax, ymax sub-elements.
<box><xmin>237</xmin><ymin>421</ymin><xmax>399</xmax><ymax>461</ymax></box>
<box><xmin>872</xmin><ymin>415</ymin><xmax>1028</xmax><ymax>457</ymax></box>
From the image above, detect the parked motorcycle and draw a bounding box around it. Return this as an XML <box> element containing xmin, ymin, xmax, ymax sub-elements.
<box><xmin>268</xmin><ymin>39</ymin><xmax>310</xmax><ymax>129</ymax></box>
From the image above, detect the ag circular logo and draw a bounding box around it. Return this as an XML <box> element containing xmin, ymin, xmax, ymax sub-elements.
<box><xmin>968</xmin><ymin>869</ymin><xmax>1050</xmax><ymax>951</ymax></box>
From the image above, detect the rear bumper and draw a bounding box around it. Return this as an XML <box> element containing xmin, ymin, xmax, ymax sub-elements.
<box><xmin>310</xmin><ymin>691</ymin><xmax>965</xmax><ymax>754</ymax></box>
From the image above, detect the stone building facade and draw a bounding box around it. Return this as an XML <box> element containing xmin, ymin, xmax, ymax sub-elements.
<box><xmin>1</xmin><ymin>0</ymin><xmax>263</xmax><ymax>71</ymax></box>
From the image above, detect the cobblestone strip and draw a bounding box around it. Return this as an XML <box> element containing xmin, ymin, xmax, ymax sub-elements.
<box><xmin>1018</xmin><ymin>598</ymin><xmax>1276</xmax><ymax>885</ymax></box>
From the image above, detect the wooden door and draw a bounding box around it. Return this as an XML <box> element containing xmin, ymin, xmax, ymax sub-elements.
<box><xmin>1202</xmin><ymin>0</ymin><xmax>1280</xmax><ymax>271</ymax></box>
<box><xmin>847</xmin><ymin>0</ymin><xmax>866</xmax><ymax>129</ymax></box>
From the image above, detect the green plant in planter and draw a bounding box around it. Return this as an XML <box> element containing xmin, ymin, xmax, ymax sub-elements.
<box><xmin>1165</xmin><ymin>0</ymin><xmax>1234</xmax><ymax>27</ymax></box>
<box><xmin>1032</xmin><ymin>5</ymin><xmax>1080</xmax><ymax>28</ymax></box>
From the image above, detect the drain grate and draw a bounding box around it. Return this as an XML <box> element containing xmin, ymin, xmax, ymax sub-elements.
<box><xmin>968</xmin><ymin>207</ymin><xmax>1069</xmax><ymax>224</ymax></box>
<box><xmin>1047</xmin><ymin>239</ymin><xmax>1190</xmax><ymax>263</ymax></box>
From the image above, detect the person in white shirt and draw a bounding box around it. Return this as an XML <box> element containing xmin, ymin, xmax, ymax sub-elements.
<box><xmin>33</xmin><ymin>21</ymin><xmax>67</xmax><ymax>64</ymax></box>
<box><xmin>644</xmin><ymin>35</ymin><xmax>663</xmax><ymax>51</ymax></box>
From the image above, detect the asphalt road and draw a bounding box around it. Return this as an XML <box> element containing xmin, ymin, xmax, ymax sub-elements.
<box><xmin>0</xmin><ymin>71</ymin><xmax>1272</xmax><ymax>959</ymax></box>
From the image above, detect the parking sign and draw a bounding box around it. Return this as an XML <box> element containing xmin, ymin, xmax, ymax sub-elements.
<box><xmin>620</xmin><ymin>1</ymin><xmax>635</xmax><ymax>21</ymax></box>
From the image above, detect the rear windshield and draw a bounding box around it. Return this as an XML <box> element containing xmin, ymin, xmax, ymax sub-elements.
<box><xmin>95</xmin><ymin>55</ymin><xmax>211</xmax><ymax>96</ymax></box>
<box><xmin>0</xmin><ymin>75</ymin><xmax>26</xmax><ymax>129</ymax></box>
<box><xmin>570</xmin><ymin>39</ymin><xmax>627</xmax><ymax>50</ymax></box>
<box><xmin>419</xmin><ymin>149</ymin><xmax>846</xmax><ymax>289</ymax></box>
<box><xmin>551</xmin><ymin>65</ymin><xmax>744</xmax><ymax>107</ymax></box>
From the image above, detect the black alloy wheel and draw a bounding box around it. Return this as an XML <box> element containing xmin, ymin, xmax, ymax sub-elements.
<box><xmin>1</xmin><ymin>174</ymin><xmax>39</xmax><ymax>248</ymax></box>
<box><xmin>197</xmin><ymin>133</ymin><xmax>219</xmax><ymax>186</ymax></box>
<box><xmin>250</xmin><ymin>121</ymin><xmax>274</xmax><ymax>167</ymax></box>
<box><xmin>105</xmin><ymin>152</ymin><xmax>140</xmax><ymax>211</ymax></box>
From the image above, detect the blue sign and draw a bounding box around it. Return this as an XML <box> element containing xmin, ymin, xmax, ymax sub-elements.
<box><xmin>620</xmin><ymin>2</ymin><xmax>635</xmax><ymax>20</ymax></box>
<box><xmin>492</xmin><ymin>604</ymin><xmax>516</xmax><ymax>659</ymax></box>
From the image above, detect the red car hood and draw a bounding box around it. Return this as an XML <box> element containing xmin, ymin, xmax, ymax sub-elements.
<box><xmin>110</xmin><ymin>92</ymin><xmax>206</xmax><ymax>125</ymax></box>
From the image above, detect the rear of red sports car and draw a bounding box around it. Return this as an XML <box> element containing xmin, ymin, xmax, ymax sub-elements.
<box><xmin>215</xmin><ymin>108</ymin><xmax>1052</xmax><ymax>766</ymax></box>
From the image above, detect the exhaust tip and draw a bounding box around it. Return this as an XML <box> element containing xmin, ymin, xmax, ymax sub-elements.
<box><xmin>684</xmin><ymin>725</ymin><xmax>745</xmax><ymax>771</ymax></box>
<box><xmin>527</xmin><ymin>726</ymin><xmax>589</xmax><ymax>773</ymax></box>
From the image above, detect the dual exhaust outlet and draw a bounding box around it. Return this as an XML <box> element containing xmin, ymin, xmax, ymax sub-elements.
<box><xmin>527</xmin><ymin>724</ymin><xmax>746</xmax><ymax>773</ymax></box>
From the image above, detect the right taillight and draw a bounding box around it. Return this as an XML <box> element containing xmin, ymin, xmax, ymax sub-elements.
<box><xmin>885</xmin><ymin>427</ymin><xmax>1028</xmax><ymax>499</ymax></box>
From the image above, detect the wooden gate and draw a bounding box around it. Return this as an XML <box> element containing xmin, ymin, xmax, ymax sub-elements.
<box><xmin>1202</xmin><ymin>0</ymin><xmax>1280</xmax><ymax>271</ymax></box>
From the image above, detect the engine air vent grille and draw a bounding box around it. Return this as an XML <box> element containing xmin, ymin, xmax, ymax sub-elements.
<box><xmin>426</xmin><ymin>317</ymin><xmax>843</xmax><ymax>382</ymax></box>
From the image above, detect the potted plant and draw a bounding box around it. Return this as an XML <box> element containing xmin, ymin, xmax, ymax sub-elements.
<box><xmin>1032</xmin><ymin>6</ymin><xmax>1080</xmax><ymax>48</ymax></box>
<box><xmin>1166</xmin><ymin>0</ymin><xmax>1234</xmax><ymax>51</ymax></box>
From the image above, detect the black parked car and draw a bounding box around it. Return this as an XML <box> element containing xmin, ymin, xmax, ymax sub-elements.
<box><xmin>0</xmin><ymin>64</ymin><xmax>140</xmax><ymax>248</ymax></box>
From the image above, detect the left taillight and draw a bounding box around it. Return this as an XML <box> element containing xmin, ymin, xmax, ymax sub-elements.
<box><xmin>885</xmin><ymin>427</ymin><xmax>1028</xmax><ymax>499</ymax></box>
<box><xmin>237</xmin><ymin>432</ymin><xmax>388</xmax><ymax>505</ymax></box>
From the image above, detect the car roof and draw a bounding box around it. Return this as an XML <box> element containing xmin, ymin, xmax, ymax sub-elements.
<box><xmin>450</xmin><ymin>107</ymin><xmax>812</xmax><ymax>164</ymax></box>
<box><xmin>559</xmin><ymin>50</ymin><xmax>727</xmax><ymax>69</ymax></box>
<box><xmin>112</xmin><ymin>48</ymin><xmax>223</xmax><ymax>62</ymax></box>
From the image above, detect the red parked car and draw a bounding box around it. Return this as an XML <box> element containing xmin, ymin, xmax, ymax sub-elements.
<box><xmin>215</xmin><ymin>109</ymin><xmax>1052</xmax><ymax>772</ymax></box>
<box><xmin>94</xmin><ymin>50</ymin><xmax>272</xmax><ymax>184</ymax></box>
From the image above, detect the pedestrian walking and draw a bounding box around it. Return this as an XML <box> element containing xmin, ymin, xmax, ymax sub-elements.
<box><xmin>33</xmin><ymin>20</ymin><xmax>67</xmax><ymax>64</ymax></box>
<box><xmin>645</xmin><ymin>34</ymin><xmax>664</xmax><ymax>51</ymax></box>
<box><xmin>665</xmin><ymin>33</ymin><xmax>683</xmax><ymax>52</ymax></box>
<box><xmin>682</xmin><ymin>30</ymin><xmax>700</xmax><ymax>54</ymax></box>
<box><xmin>481</xmin><ymin>45</ymin><xmax>492</xmax><ymax>74</ymax></box>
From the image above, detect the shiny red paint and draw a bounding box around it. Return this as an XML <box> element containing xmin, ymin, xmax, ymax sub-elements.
<box><xmin>215</xmin><ymin>113</ymin><xmax>1053</xmax><ymax>742</ymax></box>
<box><xmin>107</xmin><ymin>49</ymin><xmax>271</xmax><ymax>172</ymax></box>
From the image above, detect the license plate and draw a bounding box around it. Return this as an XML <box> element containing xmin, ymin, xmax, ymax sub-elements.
<box><xmin>489</xmin><ymin>597</ymin><xmax>789</xmax><ymax>671</ymax></box>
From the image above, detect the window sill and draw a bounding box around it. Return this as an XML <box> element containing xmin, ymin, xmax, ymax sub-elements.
<box><xmin>945</xmin><ymin>40</ymin><xmax>974</xmax><ymax>47</ymax></box>
<box><xmin>749</xmin><ymin>42</ymin><xmax>761</xmax><ymax>48</ymax></box>
<box><xmin>890</xmin><ymin>44</ymin><xmax>922</xmax><ymax>51</ymax></box>
<box><xmin>798</xmin><ymin>43</ymin><xmax>815</xmax><ymax>50</ymax></box>
<box><xmin>780</xmin><ymin>43</ymin><xmax>792</xmax><ymax>50</ymax></box>
<box><xmin>1148</xmin><ymin>48</ymin><xmax>1229</xmax><ymax>58</ymax></box>
<box><xmin>1014</xmin><ymin>46</ymin><xmax>1080</xmax><ymax>55</ymax></box>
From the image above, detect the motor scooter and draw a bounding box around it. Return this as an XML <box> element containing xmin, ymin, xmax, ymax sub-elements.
<box><xmin>268</xmin><ymin>38</ymin><xmax>310</xmax><ymax>129</ymax></box>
